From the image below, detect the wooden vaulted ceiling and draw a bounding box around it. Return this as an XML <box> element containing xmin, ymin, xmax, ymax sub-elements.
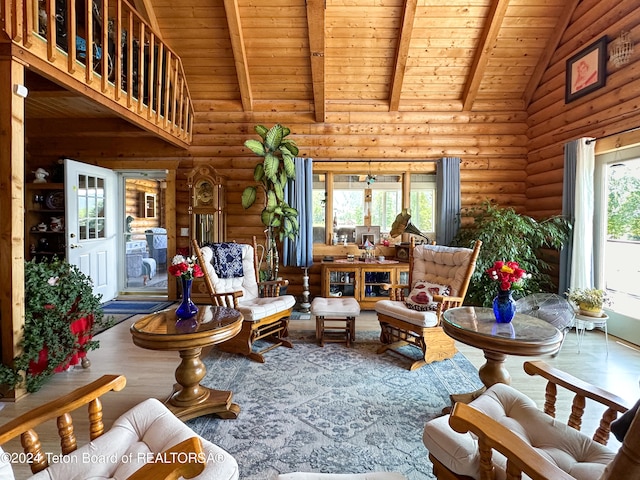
<box><xmin>147</xmin><ymin>0</ymin><xmax>577</xmax><ymax>120</ymax></box>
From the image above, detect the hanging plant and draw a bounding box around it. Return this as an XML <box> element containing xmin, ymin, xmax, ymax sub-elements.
<box><xmin>0</xmin><ymin>259</ymin><xmax>113</xmax><ymax>392</ymax></box>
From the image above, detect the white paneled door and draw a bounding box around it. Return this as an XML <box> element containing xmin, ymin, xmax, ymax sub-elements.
<box><xmin>65</xmin><ymin>159</ymin><xmax>118</xmax><ymax>301</ymax></box>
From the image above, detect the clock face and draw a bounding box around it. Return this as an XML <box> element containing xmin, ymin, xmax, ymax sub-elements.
<box><xmin>195</xmin><ymin>181</ymin><xmax>214</xmax><ymax>206</ymax></box>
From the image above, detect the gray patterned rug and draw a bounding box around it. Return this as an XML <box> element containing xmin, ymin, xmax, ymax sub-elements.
<box><xmin>189</xmin><ymin>331</ymin><xmax>483</xmax><ymax>479</ymax></box>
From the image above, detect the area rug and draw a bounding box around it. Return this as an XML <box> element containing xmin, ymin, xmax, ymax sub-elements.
<box><xmin>101</xmin><ymin>300</ymin><xmax>174</xmax><ymax>314</ymax></box>
<box><xmin>189</xmin><ymin>331</ymin><xmax>484</xmax><ymax>479</ymax></box>
<box><xmin>290</xmin><ymin>310</ymin><xmax>311</xmax><ymax>320</ymax></box>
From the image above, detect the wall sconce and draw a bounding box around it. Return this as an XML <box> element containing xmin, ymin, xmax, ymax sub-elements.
<box><xmin>610</xmin><ymin>31</ymin><xmax>634</xmax><ymax>67</ymax></box>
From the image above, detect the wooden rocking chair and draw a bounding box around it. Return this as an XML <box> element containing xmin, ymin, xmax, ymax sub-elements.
<box><xmin>192</xmin><ymin>237</ymin><xmax>295</xmax><ymax>363</ymax></box>
<box><xmin>374</xmin><ymin>239</ymin><xmax>482</xmax><ymax>370</ymax></box>
<box><xmin>423</xmin><ymin>360</ymin><xmax>638</xmax><ymax>480</ymax></box>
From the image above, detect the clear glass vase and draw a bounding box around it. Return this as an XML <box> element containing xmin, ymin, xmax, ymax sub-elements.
<box><xmin>493</xmin><ymin>289</ymin><xmax>516</xmax><ymax>323</ymax></box>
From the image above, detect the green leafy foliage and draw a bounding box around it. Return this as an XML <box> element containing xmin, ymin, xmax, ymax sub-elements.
<box><xmin>566</xmin><ymin>288</ymin><xmax>612</xmax><ymax>309</ymax></box>
<box><xmin>242</xmin><ymin>123</ymin><xmax>301</xmax><ymax>242</ymax></box>
<box><xmin>452</xmin><ymin>201</ymin><xmax>571</xmax><ymax>307</ymax></box>
<box><xmin>607</xmin><ymin>170</ymin><xmax>640</xmax><ymax>240</ymax></box>
<box><xmin>0</xmin><ymin>259</ymin><xmax>113</xmax><ymax>392</ymax></box>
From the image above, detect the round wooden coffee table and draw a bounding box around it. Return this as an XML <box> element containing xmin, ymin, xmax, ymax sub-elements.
<box><xmin>442</xmin><ymin>306</ymin><xmax>563</xmax><ymax>396</ymax></box>
<box><xmin>130</xmin><ymin>305</ymin><xmax>243</xmax><ymax>421</ymax></box>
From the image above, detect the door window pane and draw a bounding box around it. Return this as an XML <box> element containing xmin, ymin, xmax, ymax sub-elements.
<box><xmin>604</xmin><ymin>159</ymin><xmax>640</xmax><ymax>298</ymax></box>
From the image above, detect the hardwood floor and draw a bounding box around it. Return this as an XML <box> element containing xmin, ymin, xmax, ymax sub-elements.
<box><xmin>1</xmin><ymin>310</ymin><xmax>638</xmax><ymax>478</ymax></box>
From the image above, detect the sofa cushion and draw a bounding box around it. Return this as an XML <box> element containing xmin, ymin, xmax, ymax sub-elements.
<box><xmin>200</xmin><ymin>244</ymin><xmax>259</xmax><ymax>300</ymax></box>
<box><xmin>423</xmin><ymin>383</ymin><xmax>615</xmax><ymax>480</ymax></box>
<box><xmin>0</xmin><ymin>447</ymin><xmax>15</xmax><ymax>480</ymax></box>
<box><xmin>412</xmin><ymin>244</ymin><xmax>474</xmax><ymax>297</ymax></box>
<box><xmin>375</xmin><ymin>299</ymin><xmax>439</xmax><ymax>328</ymax></box>
<box><xmin>238</xmin><ymin>295</ymin><xmax>296</xmax><ymax>322</ymax></box>
<box><xmin>374</xmin><ymin>300</ymin><xmax>438</xmax><ymax>327</ymax></box>
<box><xmin>404</xmin><ymin>281</ymin><xmax>450</xmax><ymax>311</ymax></box>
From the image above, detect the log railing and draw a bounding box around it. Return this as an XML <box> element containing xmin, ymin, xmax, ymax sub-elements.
<box><xmin>2</xmin><ymin>0</ymin><xmax>193</xmax><ymax>145</ymax></box>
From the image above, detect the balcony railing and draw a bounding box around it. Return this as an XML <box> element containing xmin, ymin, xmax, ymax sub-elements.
<box><xmin>2</xmin><ymin>0</ymin><xmax>193</xmax><ymax>145</ymax></box>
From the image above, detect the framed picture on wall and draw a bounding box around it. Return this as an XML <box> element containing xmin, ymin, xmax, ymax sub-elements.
<box><xmin>140</xmin><ymin>192</ymin><xmax>156</xmax><ymax>218</ymax></box>
<box><xmin>565</xmin><ymin>36</ymin><xmax>607</xmax><ymax>104</ymax></box>
<box><xmin>355</xmin><ymin>225</ymin><xmax>380</xmax><ymax>246</ymax></box>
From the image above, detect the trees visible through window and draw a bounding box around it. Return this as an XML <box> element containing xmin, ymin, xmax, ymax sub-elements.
<box><xmin>596</xmin><ymin>148</ymin><xmax>640</xmax><ymax>317</ymax></box>
<box><xmin>603</xmin><ymin>159</ymin><xmax>640</xmax><ymax>299</ymax></box>
<box><xmin>312</xmin><ymin>171</ymin><xmax>436</xmax><ymax>244</ymax></box>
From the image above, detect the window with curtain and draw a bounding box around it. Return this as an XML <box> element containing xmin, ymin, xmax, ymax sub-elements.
<box><xmin>311</xmin><ymin>171</ymin><xmax>436</xmax><ymax>244</ymax></box>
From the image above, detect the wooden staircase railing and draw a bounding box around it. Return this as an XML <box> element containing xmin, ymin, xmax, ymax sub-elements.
<box><xmin>2</xmin><ymin>0</ymin><xmax>193</xmax><ymax>146</ymax></box>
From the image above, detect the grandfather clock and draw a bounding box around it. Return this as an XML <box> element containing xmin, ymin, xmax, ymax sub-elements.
<box><xmin>187</xmin><ymin>166</ymin><xmax>227</xmax><ymax>300</ymax></box>
<box><xmin>187</xmin><ymin>165</ymin><xmax>227</xmax><ymax>246</ymax></box>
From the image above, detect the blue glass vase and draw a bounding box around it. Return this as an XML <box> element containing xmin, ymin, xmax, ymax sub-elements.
<box><xmin>493</xmin><ymin>289</ymin><xmax>516</xmax><ymax>323</ymax></box>
<box><xmin>175</xmin><ymin>278</ymin><xmax>198</xmax><ymax>320</ymax></box>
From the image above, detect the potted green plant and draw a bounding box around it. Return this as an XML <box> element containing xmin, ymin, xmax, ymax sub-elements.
<box><xmin>566</xmin><ymin>288</ymin><xmax>611</xmax><ymax>317</ymax></box>
<box><xmin>241</xmin><ymin>123</ymin><xmax>300</xmax><ymax>280</ymax></box>
<box><xmin>0</xmin><ymin>258</ymin><xmax>112</xmax><ymax>393</ymax></box>
<box><xmin>452</xmin><ymin>201</ymin><xmax>571</xmax><ymax>307</ymax></box>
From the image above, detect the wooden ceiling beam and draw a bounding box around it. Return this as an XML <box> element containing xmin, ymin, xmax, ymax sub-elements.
<box><xmin>389</xmin><ymin>0</ymin><xmax>418</xmax><ymax>112</ymax></box>
<box><xmin>522</xmin><ymin>0</ymin><xmax>580</xmax><ymax>108</ymax></box>
<box><xmin>461</xmin><ymin>0</ymin><xmax>510</xmax><ymax>111</ymax></box>
<box><xmin>307</xmin><ymin>0</ymin><xmax>326</xmax><ymax>122</ymax></box>
<box><xmin>223</xmin><ymin>0</ymin><xmax>253</xmax><ymax>112</ymax></box>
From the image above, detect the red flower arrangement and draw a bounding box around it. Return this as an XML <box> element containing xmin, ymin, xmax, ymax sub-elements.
<box><xmin>486</xmin><ymin>260</ymin><xmax>528</xmax><ymax>291</ymax></box>
<box><xmin>168</xmin><ymin>255</ymin><xmax>204</xmax><ymax>280</ymax></box>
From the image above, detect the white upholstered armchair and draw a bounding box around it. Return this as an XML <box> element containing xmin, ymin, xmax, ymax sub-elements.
<box><xmin>423</xmin><ymin>360</ymin><xmax>638</xmax><ymax>480</ymax></box>
<box><xmin>375</xmin><ymin>239</ymin><xmax>482</xmax><ymax>370</ymax></box>
<box><xmin>0</xmin><ymin>375</ymin><xmax>239</xmax><ymax>480</ymax></box>
<box><xmin>192</xmin><ymin>237</ymin><xmax>295</xmax><ymax>363</ymax></box>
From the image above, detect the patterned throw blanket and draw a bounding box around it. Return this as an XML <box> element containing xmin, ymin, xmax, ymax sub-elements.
<box><xmin>207</xmin><ymin>242</ymin><xmax>244</xmax><ymax>278</ymax></box>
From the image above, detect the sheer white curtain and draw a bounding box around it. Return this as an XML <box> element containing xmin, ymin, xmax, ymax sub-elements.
<box><xmin>559</xmin><ymin>138</ymin><xmax>596</xmax><ymax>292</ymax></box>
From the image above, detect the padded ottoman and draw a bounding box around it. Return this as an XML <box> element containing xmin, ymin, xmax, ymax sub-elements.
<box><xmin>310</xmin><ymin>297</ymin><xmax>360</xmax><ymax>347</ymax></box>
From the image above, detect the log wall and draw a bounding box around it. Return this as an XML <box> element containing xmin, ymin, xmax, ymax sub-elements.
<box><xmin>24</xmin><ymin>0</ymin><xmax>640</xmax><ymax>304</ymax></box>
<box><xmin>26</xmin><ymin>108</ymin><xmax>528</xmax><ymax>301</ymax></box>
<box><xmin>526</xmin><ymin>0</ymin><xmax>640</xmax><ymax>219</ymax></box>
